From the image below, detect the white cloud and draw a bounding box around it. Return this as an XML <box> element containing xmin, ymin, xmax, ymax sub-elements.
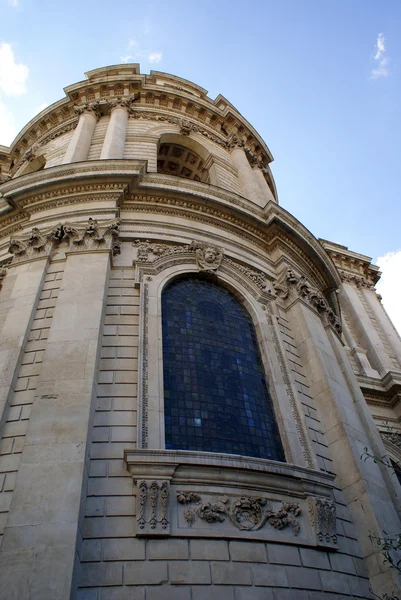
<box><xmin>0</xmin><ymin>43</ymin><xmax>28</xmax><ymax>95</ymax></box>
<box><xmin>128</xmin><ymin>40</ymin><xmax>138</xmax><ymax>49</ymax></box>
<box><xmin>148</xmin><ymin>52</ymin><xmax>162</xmax><ymax>64</ymax></box>
<box><xmin>8</xmin><ymin>0</ymin><xmax>18</xmax><ymax>6</ymax></box>
<box><xmin>120</xmin><ymin>55</ymin><xmax>133</xmax><ymax>64</ymax></box>
<box><xmin>0</xmin><ymin>101</ymin><xmax>16</xmax><ymax>145</ymax></box>
<box><xmin>374</xmin><ymin>32</ymin><xmax>385</xmax><ymax>60</ymax></box>
<box><xmin>370</xmin><ymin>33</ymin><xmax>389</xmax><ymax>79</ymax></box>
<box><xmin>36</xmin><ymin>102</ymin><xmax>48</xmax><ymax>113</ymax></box>
<box><xmin>376</xmin><ymin>249</ymin><xmax>401</xmax><ymax>335</ymax></box>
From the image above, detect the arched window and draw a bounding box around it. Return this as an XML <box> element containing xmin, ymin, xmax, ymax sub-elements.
<box><xmin>162</xmin><ymin>276</ymin><xmax>285</xmax><ymax>461</ymax></box>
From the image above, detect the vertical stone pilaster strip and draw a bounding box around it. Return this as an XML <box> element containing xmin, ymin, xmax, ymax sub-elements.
<box><xmin>230</xmin><ymin>145</ymin><xmax>264</xmax><ymax>207</ymax></box>
<box><xmin>0</xmin><ymin>249</ymin><xmax>111</xmax><ymax>599</ymax></box>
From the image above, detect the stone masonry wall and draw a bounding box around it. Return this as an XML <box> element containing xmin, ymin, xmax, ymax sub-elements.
<box><xmin>0</xmin><ymin>259</ymin><xmax>65</xmax><ymax>545</ymax></box>
<box><xmin>75</xmin><ymin>280</ymin><xmax>373</xmax><ymax>600</ymax></box>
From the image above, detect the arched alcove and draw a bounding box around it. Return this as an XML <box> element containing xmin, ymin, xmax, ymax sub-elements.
<box><xmin>157</xmin><ymin>133</ymin><xmax>212</xmax><ymax>183</ymax></box>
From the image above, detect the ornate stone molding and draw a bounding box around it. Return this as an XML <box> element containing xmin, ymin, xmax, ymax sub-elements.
<box><xmin>129</xmin><ymin>110</ymin><xmax>228</xmax><ymax>148</ymax></box>
<box><xmin>137</xmin><ymin>479</ymin><xmax>170</xmax><ymax>535</ymax></box>
<box><xmin>125</xmin><ymin>449</ymin><xmax>337</xmax><ymax>546</ymax></box>
<box><xmin>108</xmin><ymin>95</ymin><xmax>139</xmax><ymax>112</ymax></box>
<box><xmin>177</xmin><ymin>491</ymin><xmax>302</xmax><ymax>534</ymax></box>
<box><xmin>0</xmin><ymin>266</ymin><xmax>7</xmax><ymax>290</ymax></box>
<box><xmin>8</xmin><ymin>218</ymin><xmax>121</xmax><ymax>264</ymax></box>
<box><xmin>308</xmin><ymin>496</ymin><xmax>337</xmax><ymax>549</ymax></box>
<box><xmin>74</xmin><ymin>101</ymin><xmax>101</xmax><ymax>119</ymax></box>
<box><xmin>340</xmin><ymin>271</ymin><xmax>375</xmax><ymax>290</ymax></box>
<box><xmin>133</xmin><ymin>239</ymin><xmax>223</xmax><ymax>273</ymax></box>
<box><xmin>274</xmin><ymin>267</ymin><xmax>342</xmax><ymax>335</ymax></box>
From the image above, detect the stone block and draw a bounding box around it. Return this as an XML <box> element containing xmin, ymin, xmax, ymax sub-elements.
<box><xmin>170</xmin><ymin>561</ymin><xmax>211</xmax><ymax>584</ymax></box>
<box><xmin>99</xmin><ymin>588</ymin><xmax>145</xmax><ymax>600</ymax></box>
<box><xmin>266</xmin><ymin>543</ymin><xmax>300</xmax><ymax>565</ymax></box>
<box><xmin>147</xmin><ymin>586</ymin><xmax>191</xmax><ymax>600</ymax></box>
<box><xmin>234</xmin><ymin>588</ymin><xmax>274</xmax><ymax>600</ymax></box>
<box><xmin>76</xmin><ymin>590</ymin><xmax>99</xmax><ymax>600</ymax></box>
<box><xmin>285</xmin><ymin>566</ymin><xmax>321</xmax><ymax>590</ymax></box>
<box><xmin>329</xmin><ymin>552</ymin><xmax>357</xmax><ymax>574</ymax></box>
<box><xmin>193</xmin><ymin>586</ymin><xmax>235</xmax><ymax>600</ymax></box>
<box><xmin>103</xmin><ymin>538</ymin><xmax>145</xmax><ymax>561</ymax></box>
<box><xmin>148</xmin><ymin>539</ymin><xmax>189</xmax><ymax>560</ymax></box>
<box><xmin>81</xmin><ymin>539</ymin><xmax>102</xmax><ymax>562</ymax></box>
<box><xmin>83</xmin><ymin>516</ymin><xmax>136</xmax><ymax>539</ymax></box>
<box><xmin>124</xmin><ymin>561</ymin><xmax>168</xmax><ymax>585</ymax></box>
<box><xmin>80</xmin><ymin>563</ymin><xmax>123</xmax><ymax>587</ymax></box>
<box><xmin>85</xmin><ymin>497</ymin><xmax>104</xmax><ymax>517</ymax></box>
<box><xmin>230</xmin><ymin>541</ymin><xmax>267</xmax><ymax>563</ymax></box>
<box><xmin>299</xmin><ymin>548</ymin><xmax>330</xmax><ymax>570</ymax></box>
<box><xmin>87</xmin><ymin>477</ymin><xmax>133</xmax><ymax>497</ymax></box>
<box><xmin>250</xmin><ymin>564</ymin><xmax>288</xmax><ymax>587</ymax></box>
<box><xmin>105</xmin><ymin>496</ymin><xmax>135</xmax><ymax>516</ymax></box>
<box><xmin>211</xmin><ymin>562</ymin><xmax>251</xmax><ymax>586</ymax></box>
<box><xmin>190</xmin><ymin>539</ymin><xmax>229</xmax><ymax>561</ymax></box>
<box><xmin>320</xmin><ymin>570</ymin><xmax>351</xmax><ymax>595</ymax></box>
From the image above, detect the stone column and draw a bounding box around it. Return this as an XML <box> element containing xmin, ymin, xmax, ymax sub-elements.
<box><xmin>287</xmin><ymin>298</ymin><xmax>401</xmax><ymax>597</ymax></box>
<box><xmin>252</xmin><ymin>162</ymin><xmax>276</xmax><ymax>204</ymax></box>
<box><xmin>62</xmin><ymin>103</ymin><xmax>99</xmax><ymax>164</ymax></box>
<box><xmin>362</xmin><ymin>287</ymin><xmax>401</xmax><ymax>369</ymax></box>
<box><xmin>0</xmin><ymin>222</ymin><xmax>120</xmax><ymax>600</ymax></box>
<box><xmin>340</xmin><ymin>282</ymin><xmax>395</xmax><ymax>375</ymax></box>
<box><xmin>230</xmin><ymin>142</ymin><xmax>264</xmax><ymax>207</ymax></box>
<box><xmin>100</xmin><ymin>100</ymin><xmax>130</xmax><ymax>160</ymax></box>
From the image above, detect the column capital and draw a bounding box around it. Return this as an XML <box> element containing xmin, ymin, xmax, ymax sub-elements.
<box><xmin>74</xmin><ymin>101</ymin><xmax>101</xmax><ymax>120</ymax></box>
<box><xmin>108</xmin><ymin>94</ymin><xmax>139</xmax><ymax>113</ymax></box>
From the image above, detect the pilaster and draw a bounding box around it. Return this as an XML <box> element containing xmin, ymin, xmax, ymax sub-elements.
<box><xmin>0</xmin><ymin>220</ymin><xmax>121</xmax><ymax>600</ymax></box>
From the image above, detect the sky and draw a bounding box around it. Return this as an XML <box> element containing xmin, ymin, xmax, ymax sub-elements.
<box><xmin>1</xmin><ymin>0</ymin><xmax>401</xmax><ymax>332</ymax></box>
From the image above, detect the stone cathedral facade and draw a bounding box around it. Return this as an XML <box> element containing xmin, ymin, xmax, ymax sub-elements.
<box><xmin>0</xmin><ymin>64</ymin><xmax>400</xmax><ymax>600</ymax></box>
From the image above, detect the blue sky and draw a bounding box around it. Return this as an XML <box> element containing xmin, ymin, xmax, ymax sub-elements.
<box><xmin>1</xmin><ymin>0</ymin><xmax>401</xmax><ymax>329</ymax></box>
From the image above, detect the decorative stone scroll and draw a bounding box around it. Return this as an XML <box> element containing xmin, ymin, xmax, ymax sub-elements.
<box><xmin>0</xmin><ymin>266</ymin><xmax>7</xmax><ymax>290</ymax></box>
<box><xmin>137</xmin><ymin>479</ymin><xmax>170</xmax><ymax>536</ymax></box>
<box><xmin>8</xmin><ymin>218</ymin><xmax>121</xmax><ymax>265</ymax></box>
<box><xmin>274</xmin><ymin>267</ymin><xmax>342</xmax><ymax>335</ymax></box>
<box><xmin>133</xmin><ymin>239</ymin><xmax>223</xmax><ymax>272</ymax></box>
<box><xmin>177</xmin><ymin>491</ymin><xmax>301</xmax><ymax>535</ymax></box>
<box><xmin>308</xmin><ymin>496</ymin><xmax>337</xmax><ymax>549</ymax></box>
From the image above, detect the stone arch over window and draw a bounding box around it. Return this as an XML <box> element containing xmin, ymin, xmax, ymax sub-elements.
<box><xmin>161</xmin><ymin>274</ymin><xmax>285</xmax><ymax>461</ymax></box>
<box><xmin>157</xmin><ymin>133</ymin><xmax>213</xmax><ymax>183</ymax></box>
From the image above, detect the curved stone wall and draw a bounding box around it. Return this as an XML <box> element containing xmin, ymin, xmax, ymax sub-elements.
<box><xmin>0</xmin><ymin>66</ymin><xmax>400</xmax><ymax>600</ymax></box>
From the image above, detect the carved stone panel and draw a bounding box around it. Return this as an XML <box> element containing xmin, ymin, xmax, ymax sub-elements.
<box><xmin>136</xmin><ymin>479</ymin><xmax>171</xmax><ymax>536</ymax></box>
<box><xmin>308</xmin><ymin>496</ymin><xmax>337</xmax><ymax>549</ymax></box>
<box><xmin>125</xmin><ymin>450</ymin><xmax>337</xmax><ymax>547</ymax></box>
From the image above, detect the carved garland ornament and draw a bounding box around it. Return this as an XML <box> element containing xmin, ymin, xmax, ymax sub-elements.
<box><xmin>177</xmin><ymin>491</ymin><xmax>301</xmax><ymax>534</ymax></box>
<box><xmin>133</xmin><ymin>239</ymin><xmax>223</xmax><ymax>272</ymax></box>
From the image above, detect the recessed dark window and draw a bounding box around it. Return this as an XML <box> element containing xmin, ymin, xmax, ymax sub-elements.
<box><xmin>162</xmin><ymin>276</ymin><xmax>285</xmax><ymax>461</ymax></box>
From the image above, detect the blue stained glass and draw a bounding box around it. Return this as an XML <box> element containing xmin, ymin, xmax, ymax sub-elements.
<box><xmin>162</xmin><ymin>276</ymin><xmax>285</xmax><ymax>461</ymax></box>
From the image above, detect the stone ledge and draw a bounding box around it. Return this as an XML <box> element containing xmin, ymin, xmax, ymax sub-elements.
<box><xmin>124</xmin><ymin>449</ymin><xmax>337</xmax><ymax>549</ymax></box>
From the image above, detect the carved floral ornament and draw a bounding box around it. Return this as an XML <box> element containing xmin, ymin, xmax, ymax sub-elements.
<box><xmin>7</xmin><ymin>218</ymin><xmax>121</xmax><ymax>264</ymax></box>
<box><xmin>133</xmin><ymin>240</ymin><xmax>342</xmax><ymax>335</ymax></box>
<box><xmin>339</xmin><ymin>271</ymin><xmax>376</xmax><ymax>290</ymax></box>
<box><xmin>176</xmin><ymin>491</ymin><xmax>302</xmax><ymax>534</ymax></box>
